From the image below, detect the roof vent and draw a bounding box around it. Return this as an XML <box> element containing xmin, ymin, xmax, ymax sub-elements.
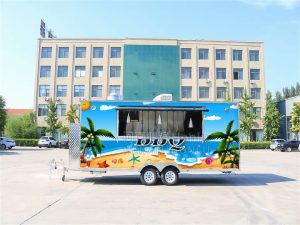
<box><xmin>153</xmin><ymin>94</ymin><xmax>172</xmax><ymax>102</ymax></box>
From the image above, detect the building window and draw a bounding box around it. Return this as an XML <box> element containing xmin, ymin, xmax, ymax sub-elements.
<box><xmin>58</xmin><ymin>47</ymin><xmax>69</xmax><ymax>58</ymax></box>
<box><xmin>249</xmin><ymin>50</ymin><xmax>259</xmax><ymax>61</ymax></box>
<box><xmin>93</xmin><ymin>47</ymin><xmax>104</xmax><ymax>58</ymax></box>
<box><xmin>250</xmin><ymin>69</ymin><xmax>260</xmax><ymax>80</ymax></box>
<box><xmin>111</xmin><ymin>47</ymin><xmax>121</xmax><ymax>58</ymax></box>
<box><xmin>74</xmin><ymin>85</ymin><xmax>85</xmax><ymax>97</ymax></box>
<box><xmin>181</xmin><ymin>86</ymin><xmax>192</xmax><ymax>98</ymax></box>
<box><xmin>251</xmin><ymin>88</ymin><xmax>261</xmax><ymax>99</ymax></box>
<box><xmin>234</xmin><ymin>87</ymin><xmax>244</xmax><ymax>99</ymax></box>
<box><xmin>41</xmin><ymin>47</ymin><xmax>52</xmax><ymax>58</ymax></box>
<box><xmin>39</xmin><ymin>85</ymin><xmax>50</xmax><ymax>97</ymax></box>
<box><xmin>233</xmin><ymin>68</ymin><xmax>243</xmax><ymax>80</ymax></box>
<box><xmin>253</xmin><ymin>107</ymin><xmax>262</xmax><ymax>118</ymax></box>
<box><xmin>216</xmin><ymin>49</ymin><xmax>225</xmax><ymax>60</ymax></box>
<box><xmin>110</xmin><ymin>66</ymin><xmax>121</xmax><ymax>77</ymax></box>
<box><xmin>57</xmin><ymin>66</ymin><xmax>68</xmax><ymax>77</ymax></box>
<box><xmin>109</xmin><ymin>85</ymin><xmax>120</xmax><ymax>95</ymax></box>
<box><xmin>199</xmin><ymin>87</ymin><xmax>209</xmax><ymax>98</ymax></box>
<box><xmin>92</xmin><ymin>66</ymin><xmax>103</xmax><ymax>77</ymax></box>
<box><xmin>217</xmin><ymin>87</ymin><xmax>226</xmax><ymax>99</ymax></box>
<box><xmin>199</xmin><ymin>67</ymin><xmax>209</xmax><ymax>79</ymax></box>
<box><xmin>216</xmin><ymin>68</ymin><xmax>226</xmax><ymax>79</ymax></box>
<box><xmin>76</xmin><ymin>47</ymin><xmax>86</xmax><ymax>58</ymax></box>
<box><xmin>92</xmin><ymin>85</ymin><xmax>102</xmax><ymax>97</ymax></box>
<box><xmin>75</xmin><ymin>66</ymin><xmax>86</xmax><ymax>77</ymax></box>
<box><xmin>199</xmin><ymin>48</ymin><xmax>208</xmax><ymax>60</ymax></box>
<box><xmin>233</xmin><ymin>50</ymin><xmax>243</xmax><ymax>61</ymax></box>
<box><xmin>181</xmin><ymin>67</ymin><xmax>192</xmax><ymax>79</ymax></box>
<box><xmin>40</xmin><ymin>66</ymin><xmax>51</xmax><ymax>78</ymax></box>
<box><xmin>56</xmin><ymin>104</ymin><xmax>66</xmax><ymax>117</ymax></box>
<box><xmin>57</xmin><ymin>85</ymin><xmax>67</xmax><ymax>97</ymax></box>
<box><xmin>38</xmin><ymin>104</ymin><xmax>48</xmax><ymax>116</ymax></box>
<box><xmin>181</xmin><ymin>48</ymin><xmax>191</xmax><ymax>59</ymax></box>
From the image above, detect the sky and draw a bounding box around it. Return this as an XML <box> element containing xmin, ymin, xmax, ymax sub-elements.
<box><xmin>0</xmin><ymin>0</ymin><xmax>299</xmax><ymax>108</ymax></box>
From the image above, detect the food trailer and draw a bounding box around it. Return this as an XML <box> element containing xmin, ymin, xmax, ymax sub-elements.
<box><xmin>68</xmin><ymin>100</ymin><xmax>240</xmax><ymax>185</ymax></box>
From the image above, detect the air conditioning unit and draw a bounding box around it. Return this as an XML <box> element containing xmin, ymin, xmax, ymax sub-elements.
<box><xmin>223</xmin><ymin>79</ymin><xmax>229</xmax><ymax>83</ymax></box>
<box><xmin>56</xmin><ymin>97</ymin><xmax>60</xmax><ymax>101</ymax></box>
<box><xmin>44</xmin><ymin>117</ymin><xmax>47</xmax><ymax>121</ymax></box>
<box><xmin>44</xmin><ymin>97</ymin><xmax>49</xmax><ymax>101</ymax></box>
<box><xmin>206</xmin><ymin>79</ymin><xmax>211</xmax><ymax>83</ymax></box>
<box><xmin>79</xmin><ymin>97</ymin><xmax>84</xmax><ymax>101</ymax></box>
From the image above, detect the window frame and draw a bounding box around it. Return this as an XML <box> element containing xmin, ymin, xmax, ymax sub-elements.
<box><xmin>181</xmin><ymin>67</ymin><xmax>192</xmax><ymax>79</ymax></box>
<box><xmin>181</xmin><ymin>48</ymin><xmax>192</xmax><ymax>59</ymax></box>
<box><xmin>216</xmin><ymin>49</ymin><xmax>226</xmax><ymax>60</ymax></box>
<box><xmin>75</xmin><ymin>47</ymin><xmax>86</xmax><ymax>58</ymax></box>
<box><xmin>58</xmin><ymin>47</ymin><xmax>69</xmax><ymax>58</ymax></box>
<box><xmin>41</xmin><ymin>47</ymin><xmax>52</xmax><ymax>58</ymax></box>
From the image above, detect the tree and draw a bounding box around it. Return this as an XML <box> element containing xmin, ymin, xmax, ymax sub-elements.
<box><xmin>224</xmin><ymin>87</ymin><xmax>231</xmax><ymax>102</ymax></box>
<box><xmin>205</xmin><ymin>120</ymin><xmax>239</xmax><ymax>168</ymax></box>
<box><xmin>282</xmin><ymin>87</ymin><xmax>291</xmax><ymax>99</ymax></box>
<box><xmin>5</xmin><ymin>113</ymin><xmax>38</xmax><ymax>138</ymax></box>
<box><xmin>239</xmin><ymin>91</ymin><xmax>257</xmax><ymax>141</ymax></box>
<box><xmin>290</xmin><ymin>86</ymin><xmax>296</xmax><ymax>97</ymax></box>
<box><xmin>66</xmin><ymin>105</ymin><xmax>79</xmax><ymax>124</ymax></box>
<box><xmin>290</xmin><ymin>102</ymin><xmax>300</xmax><ymax>140</ymax></box>
<box><xmin>275</xmin><ymin>91</ymin><xmax>283</xmax><ymax>102</ymax></box>
<box><xmin>81</xmin><ymin>117</ymin><xmax>115</xmax><ymax>161</ymax></box>
<box><xmin>263</xmin><ymin>92</ymin><xmax>283</xmax><ymax>140</ymax></box>
<box><xmin>0</xmin><ymin>96</ymin><xmax>7</xmax><ymax>136</ymax></box>
<box><xmin>296</xmin><ymin>82</ymin><xmax>300</xmax><ymax>96</ymax></box>
<box><xmin>60</xmin><ymin>125</ymin><xmax>69</xmax><ymax>136</ymax></box>
<box><xmin>46</xmin><ymin>99</ymin><xmax>62</xmax><ymax>136</ymax></box>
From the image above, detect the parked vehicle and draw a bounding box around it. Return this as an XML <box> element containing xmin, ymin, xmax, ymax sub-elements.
<box><xmin>0</xmin><ymin>137</ymin><xmax>16</xmax><ymax>150</ymax></box>
<box><xmin>67</xmin><ymin>99</ymin><xmax>240</xmax><ymax>185</ymax></box>
<box><xmin>278</xmin><ymin>140</ymin><xmax>300</xmax><ymax>152</ymax></box>
<box><xmin>58</xmin><ymin>139</ymin><xmax>69</xmax><ymax>149</ymax></box>
<box><xmin>270</xmin><ymin>139</ymin><xmax>285</xmax><ymax>151</ymax></box>
<box><xmin>38</xmin><ymin>136</ymin><xmax>57</xmax><ymax>148</ymax></box>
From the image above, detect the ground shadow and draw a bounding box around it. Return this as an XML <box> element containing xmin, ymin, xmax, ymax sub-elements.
<box><xmin>79</xmin><ymin>173</ymin><xmax>296</xmax><ymax>186</ymax></box>
<box><xmin>0</xmin><ymin>151</ymin><xmax>20</xmax><ymax>155</ymax></box>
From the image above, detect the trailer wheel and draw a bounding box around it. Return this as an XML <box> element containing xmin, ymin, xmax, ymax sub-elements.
<box><xmin>140</xmin><ymin>167</ymin><xmax>158</xmax><ymax>185</ymax></box>
<box><xmin>161</xmin><ymin>167</ymin><xmax>179</xmax><ymax>186</ymax></box>
<box><xmin>62</xmin><ymin>175</ymin><xmax>65</xmax><ymax>182</ymax></box>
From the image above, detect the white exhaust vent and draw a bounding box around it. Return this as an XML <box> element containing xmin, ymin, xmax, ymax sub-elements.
<box><xmin>153</xmin><ymin>94</ymin><xmax>172</xmax><ymax>102</ymax></box>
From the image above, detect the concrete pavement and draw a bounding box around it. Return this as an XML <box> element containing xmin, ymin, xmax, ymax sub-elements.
<box><xmin>0</xmin><ymin>148</ymin><xmax>299</xmax><ymax>224</ymax></box>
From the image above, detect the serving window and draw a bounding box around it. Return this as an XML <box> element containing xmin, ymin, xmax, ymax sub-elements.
<box><xmin>118</xmin><ymin>107</ymin><xmax>204</xmax><ymax>137</ymax></box>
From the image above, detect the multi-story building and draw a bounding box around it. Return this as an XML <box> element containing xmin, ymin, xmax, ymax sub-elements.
<box><xmin>34</xmin><ymin>38</ymin><xmax>265</xmax><ymax>140</ymax></box>
<box><xmin>277</xmin><ymin>95</ymin><xmax>300</xmax><ymax>140</ymax></box>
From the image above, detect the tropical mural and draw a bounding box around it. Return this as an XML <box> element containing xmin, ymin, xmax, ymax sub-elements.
<box><xmin>80</xmin><ymin>101</ymin><xmax>240</xmax><ymax>170</ymax></box>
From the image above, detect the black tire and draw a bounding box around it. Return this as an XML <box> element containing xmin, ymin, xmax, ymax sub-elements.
<box><xmin>0</xmin><ymin>144</ymin><xmax>6</xmax><ymax>150</ymax></box>
<box><xmin>161</xmin><ymin>167</ymin><xmax>179</xmax><ymax>186</ymax></box>
<box><xmin>286</xmin><ymin>147</ymin><xmax>292</xmax><ymax>152</ymax></box>
<box><xmin>140</xmin><ymin>167</ymin><xmax>158</xmax><ymax>186</ymax></box>
<box><xmin>48</xmin><ymin>143</ymin><xmax>52</xmax><ymax>148</ymax></box>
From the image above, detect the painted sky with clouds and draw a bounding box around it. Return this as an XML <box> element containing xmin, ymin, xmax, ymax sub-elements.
<box><xmin>81</xmin><ymin>101</ymin><xmax>239</xmax><ymax>140</ymax></box>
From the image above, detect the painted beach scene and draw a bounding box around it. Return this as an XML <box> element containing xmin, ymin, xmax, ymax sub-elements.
<box><xmin>80</xmin><ymin>101</ymin><xmax>240</xmax><ymax>170</ymax></box>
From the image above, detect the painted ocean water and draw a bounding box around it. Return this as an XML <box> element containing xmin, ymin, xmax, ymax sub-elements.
<box><xmin>84</xmin><ymin>139</ymin><xmax>221</xmax><ymax>165</ymax></box>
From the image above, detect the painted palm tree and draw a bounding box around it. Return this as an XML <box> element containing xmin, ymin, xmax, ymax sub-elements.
<box><xmin>205</xmin><ymin>120</ymin><xmax>239</xmax><ymax>168</ymax></box>
<box><xmin>81</xmin><ymin>117</ymin><xmax>115</xmax><ymax>160</ymax></box>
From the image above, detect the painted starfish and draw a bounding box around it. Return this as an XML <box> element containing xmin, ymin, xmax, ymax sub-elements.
<box><xmin>128</xmin><ymin>154</ymin><xmax>141</xmax><ymax>165</ymax></box>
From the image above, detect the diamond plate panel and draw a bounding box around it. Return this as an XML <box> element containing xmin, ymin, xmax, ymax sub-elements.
<box><xmin>69</xmin><ymin>123</ymin><xmax>81</xmax><ymax>169</ymax></box>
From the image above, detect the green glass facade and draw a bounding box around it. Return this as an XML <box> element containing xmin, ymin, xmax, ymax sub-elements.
<box><xmin>123</xmin><ymin>45</ymin><xmax>179</xmax><ymax>101</ymax></box>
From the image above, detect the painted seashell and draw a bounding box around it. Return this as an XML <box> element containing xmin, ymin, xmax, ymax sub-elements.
<box><xmin>112</xmin><ymin>159</ymin><xmax>117</xmax><ymax>164</ymax></box>
<box><xmin>118</xmin><ymin>158</ymin><xmax>123</xmax><ymax>164</ymax></box>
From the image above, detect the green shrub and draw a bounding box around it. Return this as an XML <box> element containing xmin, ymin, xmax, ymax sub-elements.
<box><xmin>15</xmin><ymin>138</ymin><xmax>38</xmax><ymax>147</ymax></box>
<box><xmin>240</xmin><ymin>141</ymin><xmax>270</xmax><ymax>149</ymax></box>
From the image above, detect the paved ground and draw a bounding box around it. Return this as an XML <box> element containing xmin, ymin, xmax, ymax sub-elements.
<box><xmin>0</xmin><ymin>147</ymin><xmax>299</xmax><ymax>225</ymax></box>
